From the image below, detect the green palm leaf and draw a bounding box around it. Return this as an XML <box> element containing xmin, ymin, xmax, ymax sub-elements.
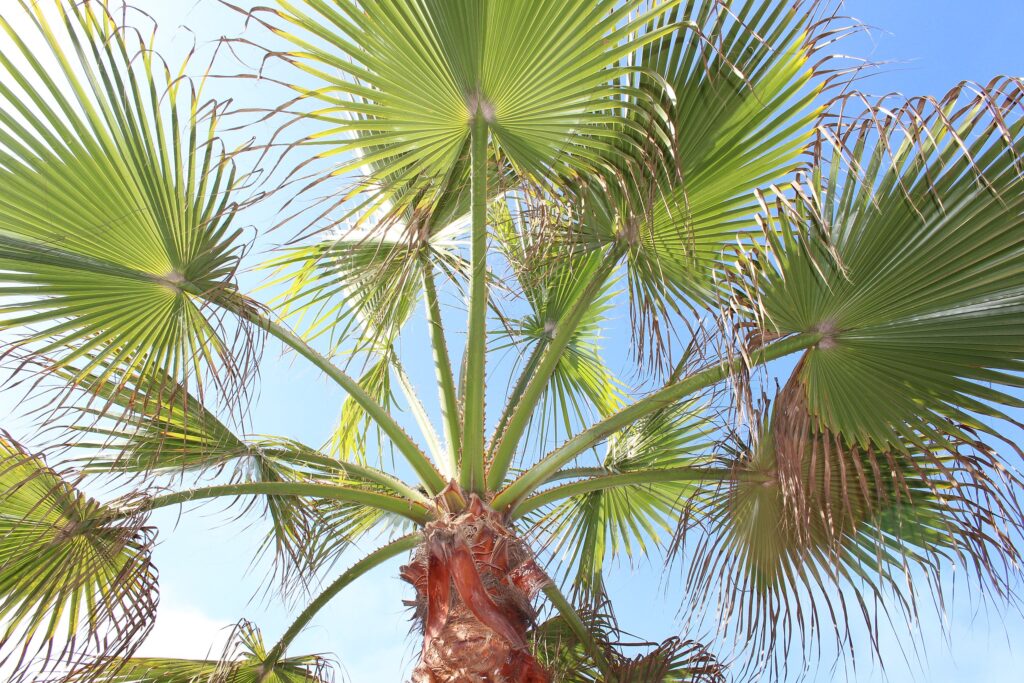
<box><xmin>267</xmin><ymin>0</ymin><xmax>679</xmax><ymax>209</ymax></box>
<box><xmin>66</xmin><ymin>367</ymin><xmax>247</xmax><ymax>477</ymax></box>
<box><xmin>0</xmin><ymin>0</ymin><xmax>254</xmax><ymax>398</ymax></box>
<box><xmin>750</xmin><ymin>80</ymin><xmax>1024</xmax><ymax>447</ymax></box>
<box><xmin>491</xmin><ymin>198</ymin><xmax>624</xmax><ymax>457</ymax></box>
<box><xmin>680</xmin><ymin>376</ymin><xmax>1024</xmax><ymax>673</ymax></box>
<box><xmin>326</xmin><ymin>352</ymin><xmax>395</xmax><ymax>463</ymax></box>
<box><xmin>62</xmin><ymin>620</ymin><xmax>330</xmax><ymax>682</ymax></box>
<box><xmin>264</xmin><ymin>225</ymin><xmax>436</xmax><ymax>354</ymax></box>
<box><xmin>609</xmin><ymin>0</ymin><xmax>830</xmax><ymax>366</ymax></box>
<box><xmin>531</xmin><ymin>600</ymin><xmax>724</xmax><ymax>682</ymax></box>
<box><xmin>0</xmin><ymin>433</ymin><xmax>157</xmax><ymax>677</ymax></box>
<box><xmin>523</xmin><ymin>400</ymin><xmax>713</xmax><ymax>602</ymax></box>
<box><xmin>57</xmin><ymin>365</ymin><xmax>405</xmax><ymax>587</ymax></box>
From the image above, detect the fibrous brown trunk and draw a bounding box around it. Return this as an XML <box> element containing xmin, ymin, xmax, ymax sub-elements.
<box><xmin>401</xmin><ymin>485</ymin><xmax>551</xmax><ymax>683</ymax></box>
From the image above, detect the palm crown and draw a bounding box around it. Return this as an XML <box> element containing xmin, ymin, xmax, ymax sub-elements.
<box><xmin>1</xmin><ymin>1</ymin><xmax>1022</xmax><ymax>681</ymax></box>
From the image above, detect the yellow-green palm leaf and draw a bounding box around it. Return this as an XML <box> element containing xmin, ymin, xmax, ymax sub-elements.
<box><xmin>752</xmin><ymin>80</ymin><xmax>1024</xmax><ymax>448</ymax></box>
<box><xmin>0</xmin><ymin>434</ymin><xmax>157</xmax><ymax>677</ymax></box>
<box><xmin>0</xmin><ymin>0</ymin><xmax>253</xmax><ymax>398</ymax></box>
<box><xmin>62</xmin><ymin>620</ymin><xmax>330</xmax><ymax>682</ymax></box>
<box><xmin>269</xmin><ymin>0</ymin><xmax>679</xmax><ymax>209</ymax></box>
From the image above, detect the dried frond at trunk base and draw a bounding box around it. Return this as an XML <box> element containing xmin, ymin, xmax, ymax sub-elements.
<box><xmin>402</xmin><ymin>486</ymin><xmax>551</xmax><ymax>683</ymax></box>
<box><xmin>530</xmin><ymin>597</ymin><xmax>725</xmax><ymax>683</ymax></box>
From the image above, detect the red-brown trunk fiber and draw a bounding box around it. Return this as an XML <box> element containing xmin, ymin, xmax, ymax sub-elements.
<box><xmin>401</xmin><ymin>489</ymin><xmax>550</xmax><ymax>683</ymax></box>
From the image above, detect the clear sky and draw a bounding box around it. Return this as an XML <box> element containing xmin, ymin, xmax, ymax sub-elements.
<box><xmin>1</xmin><ymin>2</ymin><xmax>1023</xmax><ymax>682</ymax></box>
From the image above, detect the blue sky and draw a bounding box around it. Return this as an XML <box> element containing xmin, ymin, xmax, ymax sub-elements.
<box><xmin>2</xmin><ymin>1</ymin><xmax>1023</xmax><ymax>681</ymax></box>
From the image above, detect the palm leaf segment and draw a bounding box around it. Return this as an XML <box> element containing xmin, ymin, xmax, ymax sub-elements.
<box><xmin>492</xmin><ymin>198</ymin><xmax>624</xmax><ymax>450</ymax></box>
<box><xmin>264</xmin><ymin>211</ymin><xmax>468</xmax><ymax>463</ymax></box>
<box><xmin>274</xmin><ymin>0</ymin><xmax>678</xmax><ymax>207</ymax></box>
<box><xmin>0</xmin><ymin>434</ymin><xmax>157</xmax><ymax>678</ymax></box>
<box><xmin>67</xmin><ymin>366</ymin><xmax>404</xmax><ymax>584</ymax></box>
<box><xmin>752</xmin><ymin>79</ymin><xmax>1024</xmax><ymax>448</ymax></box>
<box><xmin>0</xmin><ymin>0</ymin><xmax>251</xmax><ymax>395</ymax></box>
<box><xmin>681</xmin><ymin>374</ymin><xmax>1024</xmax><ymax>673</ymax></box>
<box><xmin>62</xmin><ymin>620</ymin><xmax>330</xmax><ymax>683</ymax></box>
<box><xmin>523</xmin><ymin>400</ymin><xmax>714</xmax><ymax>603</ymax></box>
<box><xmin>605</xmin><ymin>0</ymin><xmax>827</xmax><ymax>364</ymax></box>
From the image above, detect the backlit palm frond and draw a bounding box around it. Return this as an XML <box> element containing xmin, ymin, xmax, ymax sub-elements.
<box><xmin>65</xmin><ymin>366</ymin><xmax>247</xmax><ymax>478</ymax></box>
<box><xmin>264</xmin><ymin>205</ymin><xmax>470</xmax><ymax>466</ymax></box>
<box><xmin>0</xmin><ymin>0</ymin><xmax>258</xmax><ymax>403</ymax></box>
<box><xmin>748</xmin><ymin>78</ymin><xmax>1024</xmax><ymax>449</ymax></box>
<box><xmin>492</xmin><ymin>198</ymin><xmax>625</xmax><ymax>459</ymax></box>
<box><xmin>679</xmin><ymin>375</ymin><xmax>1024</xmax><ymax>676</ymax></box>
<box><xmin>620</xmin><ymin>0</ymin><xmax>831</xmax><ymax>368</ymax></box>
<box><xmin>267</xmin><ymin>0</ymin><xmax>679</xmax><ymax>211</ymax></box>
<box><xmin>56</xmin><ymin>365</ymin><xmax>396</xmax><ymax>589</ymax></box>
<box><xmin>244</xmin><ymin>437</ymin><xmax>411</xmax><ymax>587</ymax></box>
<box><xmin>523</xmin><ymin>401</ymin><xmax>714</xmax><ymax>604</ymax></box>
<box><xmin>0</xmin><ymin>433</ymin><xmax>157</xmax><ymax>680</ymax></box>
<box><xmin>326</xmin><ymin>352</ymin><xmax>395</xmax><ymax>464</ymax></box>
<box><xmin>264</xmin><ymin>225</ymin><xmax>427</xmax><ymax>355</ymax></box>
<box><xmin>62</xmin><ymin>620</ymin><xmax>331</xmax><ymax>682</ymax></box>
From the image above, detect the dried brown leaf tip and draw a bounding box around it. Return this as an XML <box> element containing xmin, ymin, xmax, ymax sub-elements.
<box><xmin>679</xmin><ymin>363</ymin><xmax>1024</xmax><ymax>677</ymax></box>
<box><xmin>530</xmin><ymin>595</ymin><xmax>725</xmax><ymax>683</ymax></box>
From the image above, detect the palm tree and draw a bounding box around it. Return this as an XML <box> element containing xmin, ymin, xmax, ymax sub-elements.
<box><xmin>1</xmin><ymin>0</ymin><xmax>1022</xmax><ymax>681</ymax></box>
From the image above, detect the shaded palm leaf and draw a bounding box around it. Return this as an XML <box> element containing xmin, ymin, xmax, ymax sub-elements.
<box><xmin>264</xmin><ymin>226</ymin><xmax>428</xmax><ymax>354</ymax></box>
<box><xmin>679</xmin><ymin>376</ymin><xmax>1024</xmax><ymax>675</ymax></box>
<box><xmin>65</xmin><ymin>367</ymin><xmax>246</xmax><ymax>477</ymax></box>
<box><xmin>0</xmin><ymin>0</ymin><xmax>256</xmax><ymax>402</ymax></box>
<box><xmin>0</xmin><ymin>433</ymin><xmax>157</xmax><ymax>679</ymax></box>
<box><xmin>749</xmin><ymin>79</ymin><xmax>1024</xmax><ymax>447</ymax></box>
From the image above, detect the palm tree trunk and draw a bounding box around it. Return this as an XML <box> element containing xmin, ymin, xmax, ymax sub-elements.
<box><xmin>401</xmin><ymin>486</ymin><xmax>550</xmax><ymax>682</ymax></box>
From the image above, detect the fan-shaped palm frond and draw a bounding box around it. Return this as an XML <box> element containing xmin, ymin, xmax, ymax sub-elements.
<box><xmin>531</xmin><ymin>599</ymin><xmax>724</xmax><ymax>682</ymax></box>
<box><xmin>522</xmin><ymin>400</ymin><xmax>714</xmax><ymax>603</ymax></box>
<box><xmin>263</xmin><ymin>215</ymin><xmax>463</xmax><ymax>354</ymax></box>
<box><xmin>55</xmin><ymin>365</ymin><xmax>412</xmax><ymax>587</ymax></box>
<box><xmin>679</xmin><ymin>375</ymin><xmax>1024</xmax><ymax>675</ymax></box>
<box><xmin>61</xmin><ymin>620</ymin><xmax>331</xmax><ymax>682</ymax></box>
<box><xmin>747</xmin><ymin>79</ymin><xmax>1024</xmax><ymax>448</ymax></box>
<box><xmin>65</xmin><ymin>367</ymin><xmax>247</xmax><ymax>477</ymax></box>
<box><xmin>612</xmin><ymin>0</ymin><xmax>832</xmax><ymax>367</ymax></box>
<box><xmin>0</xmin><ymin>0</ymin><xmax>257</xmax><ymax>401</ymax></box>
<box><xmin>0</xmin><ymin>433</ymin><xmax>157</xmax><ymax>679</ymax></box>
<box><xmin>265</xmin><ymin>0</ymin><xmax>680</xmax><ymax>212</ymax></box>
